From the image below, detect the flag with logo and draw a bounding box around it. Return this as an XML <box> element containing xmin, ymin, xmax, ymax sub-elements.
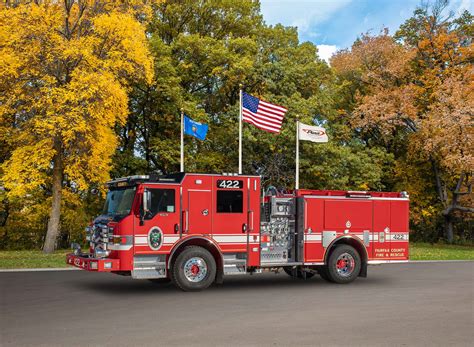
<box><xmin>242</xmin><ymin>92</ymin><xmax>288</xmax><ymax>133</ymax></box>
<box><xmin>184</xmin><ymin>115</ymin><xmax>208</xmax><ymax>141</ymax></box>
<box><xmin>298</xmin><ymin>122</ymin><xmax>328</xmax><ymax>142</ymax></box>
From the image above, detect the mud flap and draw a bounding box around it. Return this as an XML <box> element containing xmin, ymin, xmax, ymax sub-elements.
<box><xmin>359</xmin><ymin>261</ymin><xmax>367</xmax><ymax>277</ymax></box>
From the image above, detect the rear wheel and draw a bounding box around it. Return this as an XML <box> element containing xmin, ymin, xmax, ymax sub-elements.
<box><xmin>283</xmin><ymin>267</ymin><xmax>315</xmax><ymax>279</ymax></box>
<box><xmin>325</xmin><ymin>244</ymin><xmax>361</xmax><ymax>284</ymax></box>
<box><xmin>171</xmin><ymin>246</ymin><xmax>216</xmax><ymax>291</ymax></box>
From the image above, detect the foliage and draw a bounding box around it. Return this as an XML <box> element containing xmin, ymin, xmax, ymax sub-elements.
<box><xmin>118</xmin><ymin>0</ymin><xmax>393</xmax><ymax>194</ymax></box>
<box><xmin>0</xmin><ymin>0</ymin><xmax>472</xmax><ymax>249</ymax></box>
<box><xmin>0</xmin><ymin>1</ymin><xmax>154</xmax><ymax>251</ymax></box>
<box><xmin>331</xmin><ymin>0</ymin><xmax>473</xmax><ymax>243</ymax></box>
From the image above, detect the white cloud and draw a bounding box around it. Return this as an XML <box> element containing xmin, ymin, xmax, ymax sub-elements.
<box><xmin>444</xmin><ymin>0</ymin><xmax>474</xmax><ymax>15</ymax></box>
<box><xmin>260</xmin><ymin>0</ymin><xmax>352</xmax><ymax>38</ymax></box>
<box><xmin>457</xmin><ymin>0</ymin><xmax>474</xmax><ymax>13</ymax></box>
<box><xmin>316</xmin><ymin>44</ymin><xmax>338</xmax><ymax>63</ymax></box>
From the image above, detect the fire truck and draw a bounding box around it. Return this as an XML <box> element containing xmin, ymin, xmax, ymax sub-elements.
<box><xmin>67</xmin><ymin>172</ymin><xmax>409</xmax><ymax>291</ymax></box>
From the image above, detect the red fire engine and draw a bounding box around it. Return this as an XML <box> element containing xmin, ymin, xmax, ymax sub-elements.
<box><xmin>67</xmin><ymin>172</ymin><xmax>409</xmax><ymax>291</ymax></box>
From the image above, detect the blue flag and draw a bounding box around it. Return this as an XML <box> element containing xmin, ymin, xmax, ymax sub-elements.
<box><xmin>184</xmin><ymin>115</ymin><xmax>208</xmax><ymax>141</ymax></box>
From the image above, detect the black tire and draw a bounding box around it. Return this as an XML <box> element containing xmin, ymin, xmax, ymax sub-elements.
<box><xmin>283</xmin><ymin>267</ymin><xmax>315</xmax><ymax>279</ymax></box>
<box><xmin>325</xmin><ymin>244</ymin><xmax>361</xmax><ymax>284</ymax></box>
<box><xmin>148</xmin><ymin>278</ymin><xmax>171</xmax><ymax>284</ymax></box>
<box><xmin>171</xmin><ymin>246</ymin><xmax>216</xmax><ymax>291</ymax></box>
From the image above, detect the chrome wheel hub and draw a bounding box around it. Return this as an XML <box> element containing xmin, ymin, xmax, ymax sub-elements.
<box><xmin>335</xmin><ymin>253</ymin><xmax>355</xmax><ymax>277</ymax></box>
<box><xmin>183</xmin><ymin>257</ymin><xmax>208</xmax><ymax>282</ymax></box>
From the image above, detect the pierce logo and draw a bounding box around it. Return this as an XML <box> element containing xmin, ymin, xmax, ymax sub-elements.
<box><xmin>303</xmin><ymin>128</ymin><xmax>326</xmax><ymax>136</ymax></box>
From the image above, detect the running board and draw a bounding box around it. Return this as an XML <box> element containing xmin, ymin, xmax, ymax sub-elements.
<box><xmin>223</xmin><ymin>253</ymin><xmax>246</xmax><ymax>275</ymax></box>
<box><xmin>132</xmin><ymin>255</ymin><xmax>167</xmax><ymax>279</ymax></box>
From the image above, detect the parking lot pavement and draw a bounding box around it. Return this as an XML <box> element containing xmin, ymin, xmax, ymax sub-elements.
<box><xmin>1</xmin><ymin>261</ymin><xmax>473</xmax><ymax>346</ymax></box>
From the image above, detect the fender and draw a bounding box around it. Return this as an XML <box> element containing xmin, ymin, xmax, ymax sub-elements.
<box><xmin>323</xmin><ymin>235</ymin><xmax>369</xmax><ymax>265</ymax></box>
<box><xmin>166</xmin><ymin>235</ymin><xmax>224</xmax><ymax>270</ymax></box>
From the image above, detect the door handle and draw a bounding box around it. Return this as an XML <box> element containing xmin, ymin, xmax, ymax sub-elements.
<box><xmin>242</xmin><ymin>223</ymin><xmax>247</xmax><ymax>233</ymax></box>
<box><xmin>174</xmin><ymin>223</ymin><xmax>179</xmax><ymax>233</ymax></box>
<box><xmin>182</xmin><ymin>211</ymin><xmax>188</xmax><ymax>233</ymax></box>
<box><xmin>247</xmin><ymin>210</ymin><xmax>254</xmax><ymax>232</ymax></box>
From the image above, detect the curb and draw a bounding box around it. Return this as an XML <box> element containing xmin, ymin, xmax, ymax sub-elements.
<box><xmin>0</xmin><ymin>267</ymin><xmax>79</xmax><ymax>272</ymax></box>
<box><xmin>407</xmin><ymin>260</ymin><xmax>474</xmax><ymax>263</ymax></box>
<box><xmin>0</xmin><ymin>260</ymin><xmax>472</xmax><ymax>272</ymax></box>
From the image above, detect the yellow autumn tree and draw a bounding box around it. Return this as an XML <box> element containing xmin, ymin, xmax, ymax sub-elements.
<box><xmin>0</xmin><ymin>1</ymin><xmax>154</xmax><ymax>252</ymax></box>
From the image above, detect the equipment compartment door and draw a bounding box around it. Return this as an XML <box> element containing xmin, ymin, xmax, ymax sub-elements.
<box><xmin>303</xmin><ymin>198</ymin><xmax>325</xmax><ymax>262</ymax></box>
<box><xmin>372</xmin><ymin>200</ymin><xmax>391</xmax><ymax>259</ymax></box>
<box><xmin>187</xmin><ymin>190</ymin><xmax>212</xmax><ymax>235</ymax></box>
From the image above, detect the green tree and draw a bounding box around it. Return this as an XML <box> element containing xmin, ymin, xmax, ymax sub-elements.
<box><xmin>119</xmin><ymin>0</ymin><xmax>393</xmax><ymax>193</ymax></box>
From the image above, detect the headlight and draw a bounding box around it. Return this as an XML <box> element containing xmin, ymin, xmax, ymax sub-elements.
<box><xmin>94</xmin><ymin>249</ymin><xmax>110</xmax><ymax>258</ymax></box>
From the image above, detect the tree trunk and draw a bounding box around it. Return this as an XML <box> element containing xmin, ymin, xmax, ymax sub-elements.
<box><xmin>43</xmin><ymin>142</ymin><xmax>63</xmax><ymax>254</ymax></box>
<box><xmin>444</xmin><ymin>215</ymin><xmax>454</xmax><ymax>244</ymax></box>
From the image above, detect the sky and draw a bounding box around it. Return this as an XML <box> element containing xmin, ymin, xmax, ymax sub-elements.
<box><xmin>260</xmin><ymin>0</ymin><xmax>473</xmax><ymax>62</ymax></box>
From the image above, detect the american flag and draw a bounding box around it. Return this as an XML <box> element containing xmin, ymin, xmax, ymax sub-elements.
<box><xmin>242</xmin><ymin>92</ymin><xmax>288</xmax><ymax>133</ymax></box>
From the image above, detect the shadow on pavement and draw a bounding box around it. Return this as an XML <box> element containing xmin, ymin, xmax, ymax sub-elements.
<box><xmin>69</xmin><ymin>272</ymin><xmax>393</xmax><ymax>295</ymax></box>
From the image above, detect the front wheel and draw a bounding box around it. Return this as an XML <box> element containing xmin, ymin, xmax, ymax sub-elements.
<box><xmin>325</xmin><ymin>245</ymin><xmax>361</xmax><ymax>284</ymax></box>
<box><xmin>171</xmin><ymin>246</ymin><xmax>216</xmax><ymax>291</ymax></box>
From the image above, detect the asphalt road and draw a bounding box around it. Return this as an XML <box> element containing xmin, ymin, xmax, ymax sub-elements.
<box><xmin>1</xmin><ymin>262</ymin><xmax>473</xmax><ymax>347</ymax></box>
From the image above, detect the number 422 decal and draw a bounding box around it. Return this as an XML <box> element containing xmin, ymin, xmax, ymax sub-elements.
<box><xmin>217</xmin><ymin>180</ymin><xmax>243</xmax><ymax>189</ymax></box>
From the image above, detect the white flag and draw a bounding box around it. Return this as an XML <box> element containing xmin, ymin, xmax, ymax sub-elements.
<box><xmin>298</xmin><ymin>122</ymin><xmax>328</xmax><ymax>142</ymax></box>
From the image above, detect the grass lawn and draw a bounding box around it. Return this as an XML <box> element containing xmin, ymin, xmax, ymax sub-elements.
<box><xmin>0</xmin><ymin>243</ymin><xmax>472</xmax><ymax>269</ymax></box>
<box><xmin>409</xmin><ymin>243</ymin><xmax>474</xmax><ymax>261</ymax></box>
<box><xmin>0</xmin><ymin>249</ymin><xmax>70</xmax><ymax>269</ymax></box>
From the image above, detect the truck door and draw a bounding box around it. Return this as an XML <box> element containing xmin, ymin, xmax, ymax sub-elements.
<box><xmin>187</xmin><ymin>189</ymin><xmax>212</xmax><ymax>235</ymax></box>
<box><xmin>134</xmin><ymin>185</ymin><xmax>180</xmax><ymax>255</ymax></box>
<box><xmin>212</xmin><ymin>177</ymin><xmax>248</xmax><ymax>253</ymax></box>
<box><xmin>246</xmin><ymin>177</ymin><xmax>261</xmax><ymax>266</ymax></box>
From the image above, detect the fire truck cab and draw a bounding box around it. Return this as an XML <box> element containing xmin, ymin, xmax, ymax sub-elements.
<box><xmin>67</xmin><ymin>172</ymin><xmax>409</xmax><ymax>291</ymax></box>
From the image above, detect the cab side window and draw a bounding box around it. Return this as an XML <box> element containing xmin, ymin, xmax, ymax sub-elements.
<box><xmin>216</xmin><ymin>190</ymin><xmax>243</xmax><ymax>213</ymax></box>
<box><xmin>145</xmin><ymin>189</ymin><xmax>175</xmax><ymax>219</ymax></box>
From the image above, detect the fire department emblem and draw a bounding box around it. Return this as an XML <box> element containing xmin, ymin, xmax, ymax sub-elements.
<box><xmin>148</xmin><ymin>227</ymin><xmax>163</xmax><ymax>251</ymax></box>
<box><xmin>346</xmin><ymin>220</ymin><xmax>351</xmax><ymax>228</ymax></box>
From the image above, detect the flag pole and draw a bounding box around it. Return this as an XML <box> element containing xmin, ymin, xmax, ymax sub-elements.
<box><xmin>238</xmin><ymin>84</ymin><xmax>243</xmax><ymax>174</ymax></box>
<box><xmin>180</xmin><ymin>108</ymin><xmax>184</xmax><ymax>172</ymax></box>
<box><xmin>295</xmin><ymin>114</ymin><xmax>300</xmax><ymax>190</ymax></box>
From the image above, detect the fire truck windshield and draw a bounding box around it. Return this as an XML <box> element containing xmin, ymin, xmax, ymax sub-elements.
<box><xmin>102</xmin><ymin>187</ymin><xmax>136</xmax><ymax>218</ymax></box>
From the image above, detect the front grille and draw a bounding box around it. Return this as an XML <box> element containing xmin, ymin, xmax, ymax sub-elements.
<box><xmin>89</xmin><ymin>224</ymin><xmax>110</xmax><ymax>257</ymax></box>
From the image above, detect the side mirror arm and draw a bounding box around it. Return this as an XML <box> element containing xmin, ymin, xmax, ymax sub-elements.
<box><xmin>140</xmin><ymin>189</ymin><xmax>151</xmax><ymax>226</ymax></box>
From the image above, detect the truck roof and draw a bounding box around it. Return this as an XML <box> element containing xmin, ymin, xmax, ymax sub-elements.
<box><xmin>296</xmin><ymin>189</ymin><xmax>408</xmax><ymax>199</ymax></box>
<box><xmin>106</xmin><ymin>172</ymin><xmax>260</xmax><ymax>187</ymax></box>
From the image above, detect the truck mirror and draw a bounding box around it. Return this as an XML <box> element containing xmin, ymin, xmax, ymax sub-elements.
<box><xmin>140</xmin><ymin>190</ymin><xmax>151</xmax><ymax>226</ymax></box>
<box><xmin>143</xmin><ymin>189</ymin><xmax>151</xmax><ymax>213</ymax></box>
